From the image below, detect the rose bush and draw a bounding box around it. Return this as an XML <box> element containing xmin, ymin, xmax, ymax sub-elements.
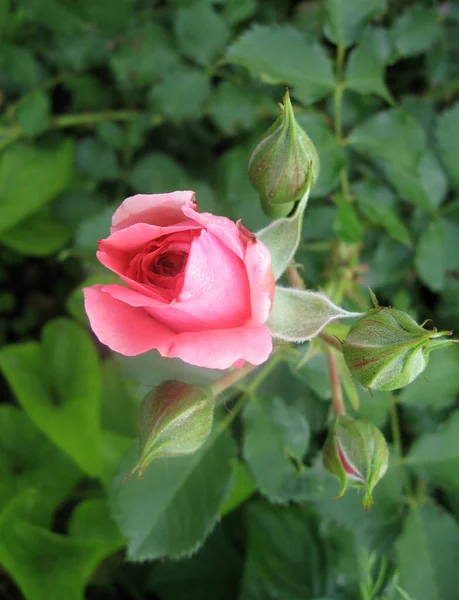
<box><xmin>83</xmin><ymin>191</ymin><xmax>275</xmax><ymax>369</ymax></box>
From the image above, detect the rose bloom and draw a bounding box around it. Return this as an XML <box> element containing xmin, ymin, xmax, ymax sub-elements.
<box><xmin>83</xmin><ymin>191</ymin><xmax>275</xmax><ymax>369</ymax></box>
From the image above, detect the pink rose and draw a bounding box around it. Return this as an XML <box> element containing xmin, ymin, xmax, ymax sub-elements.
<box><xmin>83</xmin><ymin>191</ymin><xmax>275</xmax><ymax>369</ymax></box>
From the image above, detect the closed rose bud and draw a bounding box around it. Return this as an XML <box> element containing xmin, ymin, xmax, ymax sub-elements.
<box><xmin>342</xmin><ymin>305</ymin><xmax>456</xmax><ymax>392</ymax></box>
<box><xmin>128</xmin><ymin>380</ymin><xmax>215</xmax><ymax>478</ymax></box>
<box><xmin>248</xmin><ymin>90</ymin><xmax>319</xmax><ymax>218</ymax></box>
<box><xmin>323</xmin><ymin>416</ymin><xmax>388</xmax><ymax>510</ymax></box>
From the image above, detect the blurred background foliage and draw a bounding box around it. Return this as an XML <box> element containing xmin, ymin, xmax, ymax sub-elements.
<box><xmin>1</xmin><ymin>0</ymin><xmax>459</xmax><ymax>599</ymax></box>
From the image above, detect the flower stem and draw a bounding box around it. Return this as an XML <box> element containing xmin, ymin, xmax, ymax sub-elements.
<box><xmin>212</xmin><ymin>363</ymin><xmax>257</xmax><ymax>395</ymax></box>
<box><xmin>212</xmin><ymin>353</ymin><xmax>284</xmax><ymax>436</ymax></box>
<box><xmin>326</xmin><ymin>346</ymin><xmax>345</xmax><ymax>416</ymax></box>
<box><xmin>389</xmin><ymin>394</ymin><xmax>402</xmax><ymax>457</ymax></box>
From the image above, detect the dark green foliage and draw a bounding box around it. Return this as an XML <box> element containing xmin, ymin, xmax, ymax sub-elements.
<box><xmin>1</xmin><ymin>1</ymin><xmax>459</xmax><ymax>599</ymax></box>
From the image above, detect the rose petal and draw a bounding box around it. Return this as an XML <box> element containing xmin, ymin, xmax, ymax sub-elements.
<box><xmin>111</xmin><ymin>191</ymin><xmax>197</xmax><ymax>233</ymax></box>
<box><xmin>83</xmin><ymin>285</ymin><xmax>174</xmax><ymax>356</ymax></box>
<box><xmin>144</xmin><ymin>230</ymin><xmax>251</xmax><ymax>332</ymax></box>
<box><xmin>245</xmin><ymin>240</ymin><xmax>275</xmax><ymax>326</ymax></box>
<box><xmin>182</xmin><ymin>207</ymin><xmax>246</xmax><ymax>260</ymax></box>
<box><xmin>97</xmin><ymin>222</ymin><xmax>201</xmax><ymax>300</ymax></box>
<box><xmin>98</xmin><ymin>284</ymin><xmax>169</xmax><ymax>309</ymax></box>
<box><xmin>99</xmin><ymin>221</ymin><xmax>200</xmax><ymax>257</ymax></box>
<box><xmin>166</xmin><ymin>326</ymin><xmax>273</xmax><ymax>369</ymax></box>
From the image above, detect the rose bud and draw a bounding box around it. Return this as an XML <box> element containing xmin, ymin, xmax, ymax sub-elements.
<box><xmin>323</xmin><ymin>416</ymin><xmax>388</xmax><ymax>510</ymax></box>
<box><xmin>342</xmin><ymin>305</ymin><xmax>456</xmax><ymax>392</ymax></box>
<box><xmin>248</xmin><ymin>89</ymin><xmax>319</xmax><ymax>218</ymax></box>
<box><xmin>128</xmin><ymin>380</ymin><xmax>215</xmax><ymax>478</ymax></box>
<box><xmin>83</xmin><ymin>191</ymin><xmax>275</xmax><ymax>370</ymax></box>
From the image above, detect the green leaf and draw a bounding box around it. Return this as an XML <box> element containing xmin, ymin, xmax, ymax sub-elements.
<box><xmin>418</xmin><ymin>149</ymin><xmax>448</xmax><ymax>208</ymax></box>
<box><xmin>348</xmin><ymin>109</ymin><xmax>434</xmax><ymax>212</ymax></box>
<box><xmin>223</xmin><ymin>0</ymin><xmax>257</xmax><ymax>25</ymax></box>
<box><xmin>296</xmin><ymin>112</ymin><xmax>345</xmax><ymax>198</ymax></box>
<box><xmin>0</xmin><ymin>211</ymin><xmax>71</xmax><ymax>256</ymax></box>
<box><xmin>101</xmin><ymin>359</ymin><xmax>138</xmax><ymax>438</ymax></box>
<box><xmin>290</xmin><ymin>353</ymin><xmax>331</xmax><ymax>400</ymax></box>
<box><xmin>313</xmin><ymin>458</ymin><xmax>404</xmax><ymax>551</ymax></box>
<box><xmin>219</xmin><ymin>459</ymin><xmax>256</xmax><ymax>516</ymax></box>
<box><xmin>257</xmin><ymin>189</ymin><xmax>310</xmax><ymax>280</ymax></box>
<box><xmin>218</xmin><ymin>146</ymin><xmax>269</xmax><ymax>232</ymax></box>
<box><xmin>76</xmin><ymin>137</ymin><xmax>119</xmax><ymax>182</ymax></box>
<box><xmin>0</xmin><ymin>404</ymin><xmax>81</xmax><ymax>514</ymax></box>
<box><xmin>415</xmin><ymin>219</ymin><xmax>459</xmax><ymax>292</ymax></box>
<box><xmin>268</xmin><ymin>287</ymin><xmax>361</xmax><ymax>342</ymax></box>
<box><xmin>437</xmin><ymin>102</ymin><xmax>459</xmax><ymax>189</ymax></box>
<box><xmin>174</xmin><ymin>0</ymin><xmax>229</xmax><ymax>67</ymax></box>
<box><xmin>333</xmin><ymin>192</ymin><xmax>363</xmax><ymax>244</ymax></box>
<box><xmin>16</xmin><ymin>91</ymin><xmax>51</xmax><ymax>137</ymax></box>
<box><xmin>345</xmin><ymin>28</ymin><xmax>393</xmax><ymax>103</ymax></box>
<box><xmin>148</xmin><ymin>526</ymin><xmax>242</xmax><ymax>600</ymax></box>
<box><xmin>405</xmin><ymin>411</ymin><xmax>459</xmax><ymax>492</ymax></box>
<box><xmin>0</xmin><ymin>492</ymin><xmax>124</xmax><ymax>600</ymax></box>
<box><xmin>0</xmin><ymin>140</ymin><xmax>74</xmax><ymax>234</ymax></box>
<box><xmin>0</xmin><ymin>318</ymin><xmax>102</xmax><ymax>476</ymax></box>
<box><xmin>150</xmin><ymin>68</ymin><xmax>210</xmax><ymax>122</ymax></box>
<box><xmin>110</xmin><ymin>428</ymin><xmax>236</xmax><ymax>561</ymax></box>
<box><xmin>396</xmin><ymin>503</ymin><xmax>459</xmax><ymax>600</ymax></box>
<box><xmin>366</xmin><ymin>238</ymin><xmax>412</xmax><ymax>291</ymax></box>
<box><xmin>209</xmin><ymin>82</ymin><xmax>258</xmax><ymax>134</ymax></box>
<box><xmin>110</xmin><ymin>23</ymin><xmax>180</xmax><ymax>87</ymax></box>
<box><xmin>324</xmin><ymin>0</ymin><xmax>387</xmax><ymax>48</ymax></box>
<box><xmin>398</xmin><ymin>347</ymin><xmax>459</xmax><ymax>410</ymax></box>
<box><xmin>129</xmin><ymin>152</ymin><xmax>187</xmax><ymax>194</ymax></box>
<box><xmin>392</xmin><ymin>4</ymin><xmax>441</xmax><ymax>58</ymax></box>
<box><xmin>243</xmin><ymin>396</ymin><xmax>319</xmax><ymax>503</ymax></box>
<box><xmin>239</xmin><ymin>503</ymin><xmax>325</xmax><ymax>599</ymax></box>
<box><xmin>117</xmin><ymin>348</ymin><xmax>221</xmax><ymax>390</ymax></box>
<box><xmin>74</xmin><ymin>205</ymin><xmax>115</xmax><ymax>255</ymax></box>
<box><xmin>225</xmin><ymin>25</ymin><xmax>335</xmax><ymax>105</ymax></box>
<box><xmin>353</xmin><ymin>181</ymin><xmax>411</xmax><ymax>246</ymax></box>
<box><xmin>96</xmin><ymin>121</ymin><xmax>125</xmax><ymax>149</ymax></box>
<box><xmin>0</xmin><ymin>44</ymin><xmax>44</xmax><ymax>88</ymax></box>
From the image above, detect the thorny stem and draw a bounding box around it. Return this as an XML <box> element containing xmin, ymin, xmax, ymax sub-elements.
<box><xmin>326</xmin><ymin>346</ymin><xmax>345</xmax><ymax>416</ymax></box>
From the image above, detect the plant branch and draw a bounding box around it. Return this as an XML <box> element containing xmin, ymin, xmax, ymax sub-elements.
<box><xmin>212</xmin><ymin>362</ymin><xmax>257</xmax><ymax>395</ymax></box>
<box><xmin>213</xmin><ymin>352</ymin><xmax>284</xmax><ymax>437</ymax></box>
<box><xmin>326</xmin><ymin>347</ymin><xmax>345</xmax><ymax>416</ymax></box>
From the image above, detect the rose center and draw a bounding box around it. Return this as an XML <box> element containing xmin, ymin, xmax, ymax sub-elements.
<box><xmin>153</xmin><ymin>251</ymin><xmax>187</xmax><ymax>277</ymax></box>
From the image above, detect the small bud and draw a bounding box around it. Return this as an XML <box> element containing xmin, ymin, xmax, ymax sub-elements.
<box><xmin>128</xmin><ymin>380</ymin><xmax>215</xmax><ymax>478</ymax></box>
<box><xmin>342</xmin><ymin>305</ymin><xmax>456</xmax><ymax>392</ymax></box>
<box><xmin>323</xmin><ymin>416</ymin><xmax>389</xmax><ymax>510</ymax></box>
<box><xmin>248</xmin><ymin>90</ymin><xmax>319</xmax><ymax>218</ymax></box>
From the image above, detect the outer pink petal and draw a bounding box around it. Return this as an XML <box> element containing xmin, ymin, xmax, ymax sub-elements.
<box><xmin>245</xmin><ymin>240</ymin><xmax>275</xmax><ymax>326</ymax></box>
<box><xmin>111</xmin><ymin>191</ymin><xmax>197</xmax><ymax>233</ymax></box>
<box><xmin>182</xmin><ymin>207</ymin><xmax>245</xmax><ymax>260</ymax></box>
<box><xmin>83</xmin><ymin>285</ymin><xmax>174</xmax><ymax>356</ymax></box>
<box><xmin>99</xmin><ymin>221</ymin><xmax>200</xmax><ymax>256</ymax></box>
<box><xmin>144</xmin><ymin>230</ymin><xmax>251</xmax><ymax>332</ymax></box>
<box><xmin>166</xmin><ymin>326</ymin><xmax>273</xmax><ymax>369</ymax></box>
<box><xmin>97</xmin><ymin>284</ymin><xmax>169</xmax><ymax>309</ymax></box>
